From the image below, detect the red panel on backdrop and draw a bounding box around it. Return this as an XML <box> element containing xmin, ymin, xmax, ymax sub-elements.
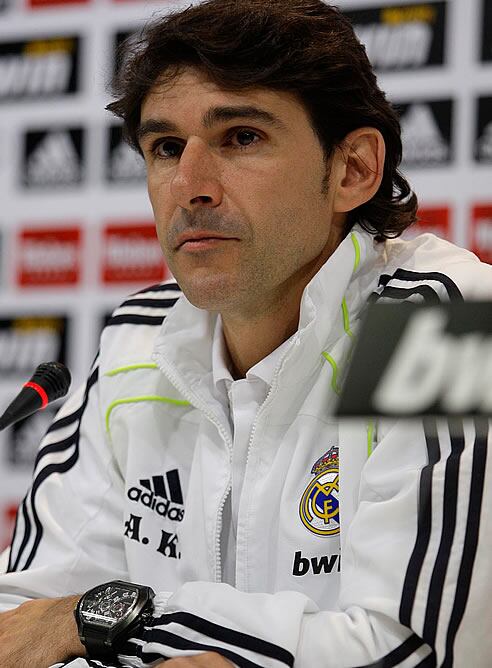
<box><xmin>28</xmin><ymin>0</ymin><xmax>90</xmax><ymax>7</ymax></box>
<box><xmin>470</xmin><ymin>204</ymin><xmax>492</xmax><ymax>263</ymax></box>
<box><xmin>1</xmin><ymin>502</ymin><xmax>18</xmax><ymax>551</ymax></box>
<box><xmin>102</xmin><ymin>222</ymin><xmax>169</xmax><ymax>284</ymax></box>
<box><xmin>415</xmin><ymin>206</ymin><xmax>451</xmax><ymax>239</ymax></box>
<box><xmin>17</xmin><ymin>226</ymin><xmax>82</xmax><ymax>287</ymax></box>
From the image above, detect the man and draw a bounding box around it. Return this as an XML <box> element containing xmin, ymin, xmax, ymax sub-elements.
<box><xmin>0</xmin><ymin>1</ymin><xmax>491</xmax><ymax>666</ymax></box>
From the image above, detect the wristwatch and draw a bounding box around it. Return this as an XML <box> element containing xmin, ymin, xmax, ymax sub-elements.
<box><xmin>74</xmin><ymin>580</ymin><xmax>155</xmax><ymax>660</ymax></box>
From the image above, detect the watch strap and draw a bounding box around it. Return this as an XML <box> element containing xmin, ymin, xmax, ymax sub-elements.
<box><xmin>83</xmin><ymin>628</ymin><xmax>115</xmax><ymax>660</ymax></box>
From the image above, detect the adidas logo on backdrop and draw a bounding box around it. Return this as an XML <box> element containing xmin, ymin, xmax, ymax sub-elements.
<box><xmin>106</xmin><ymin>125</ymin><xmax>146</xmax><ymax>183</ymax></box>
<box><xmin>398</xmin><ymin>100</ymin><xmax>453</xmax><ymax>167</ymax></box>
<box><xmin>475</xmin><ymin>97</ymin><xmax>492</xmax><ymax>163</ymax></box>
<box><xmin>23</xmin><ymin>128</ymin><xmax>84</xmax><ymax>188</ymax></box>
<box><xmin>128</xmin><ymin>469</ymin><xmax>184</xmax><ymax>522</ymax></box>
<box><xmin>109</xmin><ymin>140</ymin><xmax>146</xmax><ymax>182</ymax></box>
<box><xmin>477</xmin><ymin>122</ymin><xmax>492</xmax><ymax>162</ymax></box>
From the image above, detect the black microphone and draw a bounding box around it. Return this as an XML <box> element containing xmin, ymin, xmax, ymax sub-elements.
<box><xmin>0</xmin><ymin>362</ymin><xmax>71</xmax><ymax>431</ymax></box>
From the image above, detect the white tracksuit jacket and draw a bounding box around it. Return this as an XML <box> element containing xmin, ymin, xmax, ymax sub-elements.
<box><xmin>0</xmin><ymin>226</ymin><xmax>491</xmax><ymax>668</ymax></box>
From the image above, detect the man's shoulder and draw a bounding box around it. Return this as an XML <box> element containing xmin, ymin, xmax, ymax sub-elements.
<box><xmin>98</xmin><ymin>279</ymin><xmax>183</xmax><ymax>370</ymax></box>
<box><xmin>378</xmin><ymin>233</ymin><xmax>492</xmax><ymax>301</ymax></box>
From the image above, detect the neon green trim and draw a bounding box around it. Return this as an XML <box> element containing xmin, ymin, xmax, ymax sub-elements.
<box><xmin>367</xmin><ymin>419</ymin><xmax>374</xmax><ymax>457</ymax></box>
<box><xmin>105</xmin><ymin>363</ymin><xmax>158</xmax><ymax>377</ymax></box>
<box><xmin>341</xmin><ymin>298</ymin><xmax>354</xmax><ymax>338</ymax></box>
<box><xmin>321</xmin><ymin>352</ymin><xmax>340</xmax><ymax>395</ymax></box>
<box><xmin>105</xmin><ymin>395</ymin><xmax>191</xmax><ymax>434</ymax></box>
<box><xmin>321</xmin><ymin>235</ymin><xmax>360</xmax><ymax>394</ymax></box>
<box><xmin>350</xmin><ymin>232</ymin><xmax>361</xmax><ymax>272</ymax></box>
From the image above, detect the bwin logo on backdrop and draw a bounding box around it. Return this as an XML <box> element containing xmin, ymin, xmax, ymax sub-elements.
<box><xmin>23</xmin><ymin>128</ymin><xmax>84</xmax><ymax>188</ymax></box>
<box><xmin>128</xmin><ymin>470</ymin><xmax>185</xmax><ymax>522</ymax></box>
<box><xmin>0</xmin><ymin>36</ymin><xmax>79</xmax><ymax>101</ymax></box>
<box><xmin>344</xmin><ymin>2</ymin><xmax>446</xmax><ymax>71</ymax></box>
<box><xmin>481</xmin><ymin>0</ymin><xmax>492</xmax><ymax>63</ymax></box>
<box><xmin>0</xmin><ymin>316</ymin><xmax>67</xmax><ymax>376</ymax></box>
<box><xmin>398</xmin><ymin>100</ymin><xmax>453</xmax><ymax>167</ymax></box>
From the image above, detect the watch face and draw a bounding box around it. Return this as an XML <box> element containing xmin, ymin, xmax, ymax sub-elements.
<box><xmin>81</xmin><ymin>585</ymin><xmax>139</xmax><ymax>628</ymax></box>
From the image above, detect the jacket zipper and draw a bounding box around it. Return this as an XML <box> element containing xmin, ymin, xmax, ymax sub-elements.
<box><xmin>237</xmin><ymin>339</ymin><xmax>297</xmax><ymax>590</ymax></box>
<box><xmin>156</xmin><ymin>335</ymin><xmax>296</xmax><ymax>585</ymax></box>
<box><xmin>153</xmin><ymin>357</ymin><xmax>232</xmax><ymax>583</ymax></box>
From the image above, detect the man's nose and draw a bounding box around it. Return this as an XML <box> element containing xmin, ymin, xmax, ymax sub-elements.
<box><xmin>170</xmin><ymin>138</ymin><xmax>223</xmax><ymax>209</ymax></box>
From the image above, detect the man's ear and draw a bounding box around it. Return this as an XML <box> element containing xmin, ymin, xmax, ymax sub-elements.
<box><xmin>332</xmin><ymin>127</ymin><xmax>386</xmax><ymax>213</ymax></box>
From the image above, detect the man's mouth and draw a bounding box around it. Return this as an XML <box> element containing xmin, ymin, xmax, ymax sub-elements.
<box><xmin>176</xmin><ymin>231</ymin><xmax>238</xmax><ymax>250</ymax></box>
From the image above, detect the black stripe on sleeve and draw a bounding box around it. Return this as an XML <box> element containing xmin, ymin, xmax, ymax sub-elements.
<box><xmin>152</xmin><ymin>611</ymin><xmax>294</xmax><ymax>667</ymax></box>
<box><xmin>118</xmin><ymin>297</ymin><xmax>179</xmax><ymax>309</ymax></box>
<box><xmin>376</xmin><ymin>285</ymin><xmax>441</xmax><ymax>305</ymax></box>
<box><xmin>378</xmin><ymin>274</ymin><xmax>392</xmax><ymax>287</ymax></box>
<box><xmin>7</xmin><ymin>496</ymin><xmax>29</xmax><ymax>572</ymax></box>
<box><xmin>33</xmin><ymin>434</ymin><xmax>78</xmax><ymax>469</ymax></box>
<box><xmin>105</xmin><ymin>314</ymin><xmax>165</xmax><ymax>327</ymax></box>
<box><xmin>129</xmin><ymin>281</ymin><xmax>182</xmax><ymax>296</ymax></box>
<box><xmin>390</xmin><ymin>270</ymin><xmax>463</xmax><ymax>302</ymax></box>
<box><xmin>7</xmin><ymin>365</ymin><xmax>99</xmax><ymax>572</ymax></box>
<box><xmin>441</xmin><ymin>419</ymin><xmax>489</xmax><ymax>668</ymax></box>
<box><xmin>422</xmin><ymin>420</ymin><xmax>465</xmax><ymax>645</ymax></box>
<box><xmin>371</xmin><ymin>268</ymin><xmax>464</xmax><ymax>305</ymax></box>
<box><xmin>400</xmin><ymin>418</ymin><xmax>442</xmax><ymax>627</ymax></box>
<box><xmin>143</xmin><ymin>627</ymin><xmax>277</xmax><ymax>668</ymax></box>
<box><xmin>22</xmin><ymin>366</ymin><xmax>99</xmax><ymax>571</ymax></box>
<box><xmin>45</xmin><ymin>404</ymin><xmax>84</xmax><ymax>434</ymax></box>
<box><xmin>22</xmin><ymin>449</ymin><xmax>79</xmax><ymax>570</ymax></box>
<box><xmin>105</xmin><ymin>282</ymin><xmax>182</xmax><ymax>327</ymax></box>
<box><xmin>5</xmin><ymin>516</ymin><xmax>19</xmax><ymax>572</ymax></box>
<box><xmin>354</xmin><ymin>633</ymin><xmax>425</xmax><ymax>668</ymax></box>
<box><xmin>7</xmin><ymin>371</ymin><xmax>98</xmax><ymax>572</ymax></box>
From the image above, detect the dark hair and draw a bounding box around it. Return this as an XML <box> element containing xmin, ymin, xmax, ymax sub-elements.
<box><xmin>107</xmin><ymin>0</ymin><xmax>418</xmax><ymax>241</ymax></box>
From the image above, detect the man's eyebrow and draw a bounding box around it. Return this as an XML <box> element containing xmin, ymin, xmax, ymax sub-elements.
<box><xmin>137</xmin><ymin>105</ymin><xmax>287</xmax><ymax>142</ymax></box>
<box><xmin>137</xmin><ymin>119</ymin><xmax>178</xmax><ymax>141</ymax></box>
<box><xmin>202</xmin><ymin>105</ymin><xmax>287</xmax><ymax>130</ymax></box>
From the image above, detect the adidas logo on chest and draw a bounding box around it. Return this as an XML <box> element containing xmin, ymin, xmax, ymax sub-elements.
<box><xmin>127</xmin><ymin>469</ymin><xmax>184</xmax><ymax>522</ymax></box>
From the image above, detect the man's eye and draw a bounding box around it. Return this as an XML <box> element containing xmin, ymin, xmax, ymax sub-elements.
<box><xmin>154</xmin><ymin>140</ymin><xmax>183</xmax><ymax>159</ymax></box>
<box><xmin>230</xmin><ymin>129</ymin><xmax>260</xmax><ymax>148</ymax></box>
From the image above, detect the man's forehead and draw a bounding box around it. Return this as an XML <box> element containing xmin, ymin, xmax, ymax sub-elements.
<box><xmin>140</xmin><ymin>67</ymin><xmax>302</xmax><ymax>126</ymax></box>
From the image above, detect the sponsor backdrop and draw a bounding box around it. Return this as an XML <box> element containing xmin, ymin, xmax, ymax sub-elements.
<box><xmin>0</xmin><ymin>0</ymin><xmax>491</xmax><ymax>549</ymax></box>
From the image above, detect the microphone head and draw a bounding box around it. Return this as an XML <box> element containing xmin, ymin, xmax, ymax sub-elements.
<box><xmin>31</xmin><ymin>362</ymin><xmax>71</xmax><ymax>402</ymax></box>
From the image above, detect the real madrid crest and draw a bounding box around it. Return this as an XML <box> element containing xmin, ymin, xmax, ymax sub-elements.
<box><xmin>299</xmin><ymin>446</ymin><xmax>340</xmax><ymax>536</ymax></box>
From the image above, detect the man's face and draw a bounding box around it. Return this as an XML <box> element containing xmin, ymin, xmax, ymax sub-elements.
<box><xmin>139</xmin><ymin>67</ymin><xmax>345</xmax><ymax>319</ymax></box>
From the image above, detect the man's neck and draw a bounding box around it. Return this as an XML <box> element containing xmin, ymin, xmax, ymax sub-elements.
<box><xmin>220</xmin><ymin>268</ymin><xmax>312</xmax><ymax>379</ymax></box>
<box><xmin>221</xmin><ymin>307</ymin><xmax>299</xmax><ymax>380</ymax></box>
<box><xmin>218</xmin><ymin>227</ymin><xmax>346</xmax><ymax>379</ymax></box>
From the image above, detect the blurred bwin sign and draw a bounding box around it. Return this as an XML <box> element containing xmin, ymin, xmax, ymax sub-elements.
<box><xmin>336</xmin><ymin>302</ymin><xmax>492</xmax><ymax>417</ymax></box>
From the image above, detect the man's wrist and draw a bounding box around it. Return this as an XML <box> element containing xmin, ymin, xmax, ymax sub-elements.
<box><xmin>51</xmin><ymin>594</ymin><xmax>86</xmax><ymax>658</ymax></box>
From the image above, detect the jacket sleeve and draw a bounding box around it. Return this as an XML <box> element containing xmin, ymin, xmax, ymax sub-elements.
<box><xmin>104</xmin><ymin>416</ymin><xmax>489</xmax><ymax>668</ymax></box>
<box><xmin>0</xmin><ymin>357</ymin><xmax>130</xmax><ymax>614</ymax></box>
